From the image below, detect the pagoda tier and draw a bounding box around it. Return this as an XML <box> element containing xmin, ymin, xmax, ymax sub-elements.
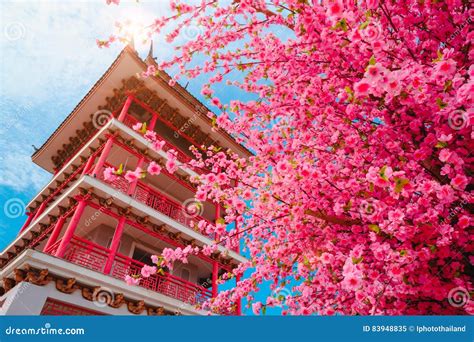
<box><xmin>0</xmin><ymin>47</ymin><xmax>248</xmax><ymax>316</ymax></box>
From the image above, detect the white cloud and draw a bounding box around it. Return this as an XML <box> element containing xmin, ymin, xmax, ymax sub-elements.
<box><xmin>0</xmin><ymin>0</ymin><xmax>172</xmax><ymax>194</ymax></box>
<box><xmin>0</xmin><ymin>145</ymin><xmax>50</xmax><ymax>192</ymax></box>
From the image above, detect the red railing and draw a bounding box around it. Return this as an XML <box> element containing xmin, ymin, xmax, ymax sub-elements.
<box><xmin>122</xmin><ymin>112</ymin><xmax>139</xmax><ymax>128</ymax></box>
<box><xmin>99</xmin><ymin>162</ymin><xmax>214</xmax><ymax>236</ymax></box>
<box><xmin>46</xmin><ymin>235</ymin><xmax>211</xmax><ymax>306</ymax></box>
<box><xmin>133</xmin><ymin>181</ymin><xmax>213</xmax><ymax>233</ymax></box>
<box><xmin>41</xmin><ymin>298</ymin><xmax>106</xmax><ymax>316</ymax></box>
<box><xmin>60</xmin><ymin>236</ymin><xmax>109</xmax><ymax>273</ymax></box>
<box><xmin>29</xmin><ymin>143</ymin><xmax>105</xmax><ymax>221</ymax></box>
<box><xmin>111</xmin><ymin>253</ymin><xmax>211</xmax><ymax>305</ymax></box>
<box><xmin>44</xmin><ymin>238</ymin><xmax>62</xmax><ymax>256</ymax></box>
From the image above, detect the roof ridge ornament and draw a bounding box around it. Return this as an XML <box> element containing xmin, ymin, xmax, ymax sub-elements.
<box><xmin>145</xmin><ymin>39</ymin><xmax>156</xmax><ymax>65</ymax></box>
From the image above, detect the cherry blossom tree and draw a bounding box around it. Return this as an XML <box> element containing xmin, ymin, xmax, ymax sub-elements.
<box><xmin>104</xmin><ymin>0</ymin><xmax>473</xmax><ymax>315</ymax></box>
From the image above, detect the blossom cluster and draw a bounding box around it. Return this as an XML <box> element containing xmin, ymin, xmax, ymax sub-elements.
<box><xmin>108</xmin><ymin>0</ymin><xmax>473</xmax><ymax>315</ymax></box>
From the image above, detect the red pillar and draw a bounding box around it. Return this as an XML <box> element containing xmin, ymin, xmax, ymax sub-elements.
<box><xmin>55</xmin><ymin>200</ymin><xmax>87</xmax><ymax>258</ymax></box>
<box><xmin>90</xmin><ymin>137</ymin><xmax>114</xmax><ymax>177</ymax></box>
<box><xmin>103</xmin><ymin>216</ymin><xmax>126</xmax><ymax>275</ymax></box>
<box><xmin>236</xmin><ymin>275</ymin><xmax>242</xmax><ymax>315</ymax></box>
<box><xmin>117</xmin><ymin>96</ymin><xmax>133</xmax><ymax>122</ymax></box>
<box><xmin>81</xmin><ymin>153</ymin><xmax>97</xmax><ymax>176</ymax></box>
<box><xmin>212</xmin><ymin>261</ymin><xmax>218</xmax><ymax>298</ymax></box>
<box><xmin>43</xmin><ymin>215</ymin><xmax>67</xmax><ymax>253</ymax></box>
<box><xmin>127</xmin><ymin>157</ymin><xmax>145</xmax><ymax>196</ymax></box>
<box><xmin>149</xmin><ymin>114</ymin><xmax>158</xmax><ymax>131</ymax></box>
<box><xmin>18</xmin><ymin>212</ymin><xmax>34</xmax><ymax>234</ymax></box>
<box><xmin>30</xmin><ymin>202</ymin><xmax>47</xmax><ymax>224</ymax></box>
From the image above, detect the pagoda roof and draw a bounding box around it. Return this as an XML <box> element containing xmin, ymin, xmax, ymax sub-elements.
<box><xmin>32</xmin><ymin>45</ymin><xmax>251</xmax><ymax>173</ymax></box>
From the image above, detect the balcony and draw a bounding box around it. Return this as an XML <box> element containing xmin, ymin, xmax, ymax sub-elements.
<box><xmin>97</xmin><ymin>162</ymin><xmax>225</xmax><ymax>244</ymax></box>
<box><xmin>45</xmin><ymin>235</ymin><xmax>212</xmax><ymax>306</ymax></box>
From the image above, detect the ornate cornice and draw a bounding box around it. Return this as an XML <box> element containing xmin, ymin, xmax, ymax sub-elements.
<box><xmin>1</xmin><ymin>265</ymin><xmax>179</xmax><ymax>315</ymax></box>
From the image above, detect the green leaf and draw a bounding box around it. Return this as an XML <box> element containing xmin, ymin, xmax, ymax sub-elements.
<box><xmin>444</xmin><ymin>79</ymin><xmax>452</xmax><ymax>92</ymax></box>
<box><xmin>432</xmin><ymin>50</ymin><xmax>443</xmax><ymax>63</ymax></box>
<box><xmin>379</xmin><ymin>165</ymin><xmax>388</xmax><ymax>181</ymax></box>
<box><xmin>343</xmin><ymin>200</ymin><xmax>352</xmax><ymax>212</ymax></box>
<box><xmin>368</xmin><ymin>224</ymin><xmax>380</xmax><ymax>234</ymax></box>
<box><xmin>261</xmin><ymin>305</ymin><xmax>267</xmax><ymax>315</ymax></box>
<box><xmin>435</xmin><ymin>141</ymin><xmax>448</xmax><ymax>148</ymax></box>
<box><xmin>303</xmin><ymin>256</ymin><xmax>310</xmax><ymax>267</ymax></box>
<box><xmin>436</xmin><ymin>98</ymin><xmax>447</xmax><ymax>109</ymax></box>
<box><xmin>368</xmin><ymin>55</ymin><xmax>376</xmax><ymax>65</ymax></box>
<box><xmin>114</xmin><ymin>163</ymin><xmax>124</xmax><ymax>175</ymax></box>
<box><xmin>352</xmin><ymin>256</ymin><xmax>364</xmax><ymax>264</ymax></box>
<box><xmin>216</xmin><ymin>217</ymin><xmax>225</xmax><ymax>225</ymax></box>
<box><xmin>359</xmin><ymin>20</ymin><xmax>369</xmax><ymax>30</ymax></box>
<box><xmin>339</xmin><ymin>19</ymin><xmax>348</xmax><ymax>31</ymax></box>
<box><xmin>140</xmin><ymin>122</ymin><xmax>147</xmax><ymax>134</ymax></box>
<box><xmin>400</xmin><ymin>250</ymin><xmax>407</xmax><ymax>256</ymax></box>
<box><xmin>394</xmin><ymin>178</ymin><xmax>409</xmax><ymax>193</ymax></box>
<box><xmin>333</xmin><ymin>18</ymin><xmax>348</xmax><ymax>32</ymax></box>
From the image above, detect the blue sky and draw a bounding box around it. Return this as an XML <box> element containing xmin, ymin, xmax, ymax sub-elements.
<box><xmin>0</xmin><ymin>0</ymin><xmax>282</xmax><ymax>314</ymax></box>
<box><xmin>0</xmin><ymin>0</ymin><xmax>185</xmax><ymax>248</ymax></box>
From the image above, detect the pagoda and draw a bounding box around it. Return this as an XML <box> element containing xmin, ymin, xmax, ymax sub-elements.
<box><xmin>0</xmin><ymin>45</ymin><xmax>249</xmax><ymax>316</ymax></box>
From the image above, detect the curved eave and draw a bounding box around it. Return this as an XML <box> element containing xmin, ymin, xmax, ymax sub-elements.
<box><xmin>32</xmin><ymin>46</ymin><xmax>252</xmax><ymax>174</ymax></box>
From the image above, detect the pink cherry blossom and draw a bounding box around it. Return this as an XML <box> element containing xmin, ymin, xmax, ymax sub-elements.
<box><xmin>144</xmin><ymin>130</ymin><xmax>157</xmax><ymax>141</ymax></box>
<box><xmin>103</xmin><ymin>166</ymin><xmax>117</xmax><ymax>181</ymax></box>
<box><xmin>105</xmin><ymin>0</ymin><xmax>473</xmax><ymax>316</ymax></box>
<box><xmin>354</xmin><ymin>80</ymin><xmax>371</xmax><ymax>97</ymax></box>
<box><xmin>147</xmin><ymin>161</ymin><xmax>162</xmax><ymax>175</ymax></box>
<box><xmin>132</xmin><ymin>122</ymin><xmax>142</xmax><ymax>131</ymax></box>
<box><xmin>252</xmin><ymin>302</ymin><xmax>262</xmax><ymax>315</ymax></box>
<box><xmin>141</xmin><ymin>265</ymin><xmax>157</xmax><ymax>278</ymax></box>
<box><xmin>435</xmin><ymin>59</ymin><xmax>456</xmax><ymax>77</ymax></box>
<box><xmin>450</xmin><ymin>175</ymin><xmax>468</xmax><ymax>190</ymax></box>
<box><xmin>125</xmin><ymin>275</ymin><xmax>140</xmax><ymax>286</ymax></box>
<box><xmin>151</xmin><ymin>139</ymin><xmax>166</xmax><ymax>152</ymax></box>
<box><xmin>124</xmin><ymin>167</ymin><xmax>143</xmax><ymax>183</ymax></box>
<box><xmin>166</xmin><ymin>158</ymin><xmax>178</xmax><ymax>174</ymax></box>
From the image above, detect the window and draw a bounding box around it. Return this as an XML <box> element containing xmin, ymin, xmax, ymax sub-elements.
<box><xmin>132</xmin><ymin>247</ymin><xmax>156</xmax><ymax>266</ymax></box>
<box><xmin>180</xmin><ymin>268</ymin><xmax>190</xmax><ymax>281</ymax></box>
